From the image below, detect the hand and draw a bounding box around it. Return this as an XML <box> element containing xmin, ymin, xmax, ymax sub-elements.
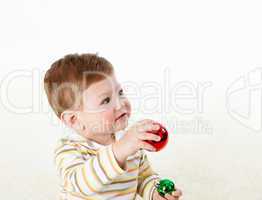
<box><xmin>152</xmin><ymin>188</ymin><xmax>183</xmax><ymax>200</ymax></box>
<box><xmin>112</xmin><ymin>119</ymin><xmax>161</xmax><ymax>167</ymax></box>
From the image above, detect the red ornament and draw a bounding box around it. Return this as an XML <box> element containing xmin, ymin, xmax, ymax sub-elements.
<box><xmin>146</xmin><ymin>122</ymin><xmax>168</xmax><ymax>151</ymax></box>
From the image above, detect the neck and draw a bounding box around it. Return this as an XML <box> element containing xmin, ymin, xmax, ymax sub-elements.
<box><xmin>83</xmin><ymin>132</ymin><xmax>116</xmax><ymax>145</ymax></box>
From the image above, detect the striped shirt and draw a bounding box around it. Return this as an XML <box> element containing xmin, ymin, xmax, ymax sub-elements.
<box><xmin>54</xmin><ymin>131</ymin><xmax>160</xmax><ymax>200</ymax></box>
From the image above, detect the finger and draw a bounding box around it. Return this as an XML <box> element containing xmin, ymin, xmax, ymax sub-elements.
<box><xmin>137</xmin><ymin>119</ymin><xmax>155</xmax><ymax>125</ymax></box>
<box><xmin>145</xmin><ymin>123</ymin><xmax>161</xmax><ymax>132</ymax></box>
<box><xmin>172</xmin><ymin>189</ymin><xmax>183</xmax><ymax>197</ymax></box>
<box><xmin>138</xmin><ymin>132</ymin><xmax>161</xmax><ymax>142</ymax></box>
<box><xmin>164</xmin><ymin>193</ymin><xmax>177</xmax><ymax>200</ymax></box>
<box><xmin>139</xmin><ymin>141</ymin><xmax>156</xmax><ymax>151</ymax></box>
<box><xmin>137</xmin><ymin>122</ymin><xmax>160</xmax><ymax>133</ymax></box>
<box><xmin>138</xmin><ymin>119</ymin><xmax>156</xmax><ymax>127</ymax></box>
<box><xmin>158</xmin><ymin>195</ymin><xmax>167</xmax><ymax>200</ymax></box>
<box><xmin>133</xmin><ymin>120</ymin><xmax>154</xmax><ymax>133</ymax></box>
<box><xmin>155</xmin><ymin>193</ymin><xmax>166</xmax><ymax>200</ymax></box>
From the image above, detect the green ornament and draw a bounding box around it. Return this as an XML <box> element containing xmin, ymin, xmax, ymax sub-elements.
<box><xmin>155</xmin><ymin>179</ymin><xmax>176</xmax><ymax>197</ymax></box>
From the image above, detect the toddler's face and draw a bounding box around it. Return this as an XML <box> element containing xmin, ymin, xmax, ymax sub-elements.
<box><xmin>79</xmin><ymin>73</ymin><xmax>131</xmax><ymax>136</ymax></box>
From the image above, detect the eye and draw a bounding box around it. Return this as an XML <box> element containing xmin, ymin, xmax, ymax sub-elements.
<box><xmin>101</xmin><ymin>97</ymin><xmax>110</xmax><ymax>105</ymax></box>
<box><xmin>119</xmin><ymin>89</ymin><xmax>124</xmax><ymax>96</ymax></box>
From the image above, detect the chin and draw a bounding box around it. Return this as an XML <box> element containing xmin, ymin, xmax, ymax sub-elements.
<box><xmin>114</xmin><ymin>120</ymin><xmax>129</xmax><ymax>132</ymax></box>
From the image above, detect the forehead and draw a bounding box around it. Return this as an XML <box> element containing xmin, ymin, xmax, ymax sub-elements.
<box><xmin>83</xmin><ymin>74</ymin><xmax>119</xmax><ymax>98</ymax></box>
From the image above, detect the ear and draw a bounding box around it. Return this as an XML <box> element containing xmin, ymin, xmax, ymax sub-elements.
<box><xmin>60</xmin><ymin>110</ymin><xmax>82</xmax><ymax>131</ymax></box>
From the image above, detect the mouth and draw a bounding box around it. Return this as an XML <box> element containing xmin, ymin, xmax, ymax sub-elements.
<box><xmin>115</xmin><ymin>112</ymin><xmax>128</xmax><ymax>122</ymax></box>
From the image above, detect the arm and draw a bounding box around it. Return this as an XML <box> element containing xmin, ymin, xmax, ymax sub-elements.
<box><xmin>54</xmin><ymin>141</ymin><xmax>126</xmax><ymax>197</ymax></box>
<box><xmin>136</xmin><ymin>150</ymin><xmax>161</xmax><ymax>200</ymax></box>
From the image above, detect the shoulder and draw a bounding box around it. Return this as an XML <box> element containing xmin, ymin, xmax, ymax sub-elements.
<box><xmin>54</xmin><ymin>138</ymin><xmax>98</xmax><ymax>159</ymax></box>
<box><xmin>54</xmin><ymin>138</ymin><xmax>78</xmax><ymax>154</ymax></box>
<box><xmin>53</xmin><ymin>139</ymin><xmax>82</xmax><ymax>161</ymax></box>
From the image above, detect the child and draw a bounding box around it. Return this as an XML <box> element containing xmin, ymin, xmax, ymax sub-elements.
<box><xmin>44</xmin><ymin>53</ymin><xmax>182</xmax><ymax>200</ymax></box>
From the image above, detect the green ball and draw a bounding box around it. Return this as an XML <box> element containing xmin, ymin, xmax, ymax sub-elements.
<box><xmin>155</xmin><ymin>179</ymin><xmax>175</xmax><ymax>197</ymax></box>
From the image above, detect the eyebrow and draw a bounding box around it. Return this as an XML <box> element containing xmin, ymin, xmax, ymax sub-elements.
<box><xmin>98</xmin><ymin>91</ymin><xmax>112</xmax><ymax>98</ymax></box>
<box><xmin>98</xmin><ymin>84</ymin><xmax>121</xmax><ymax>98</ymax></box>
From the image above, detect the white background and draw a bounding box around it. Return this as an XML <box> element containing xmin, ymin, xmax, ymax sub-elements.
<box><xmin>0</xmin><ymin>0</ymin><xmax>262</xmax><ymax>199</ymax></box>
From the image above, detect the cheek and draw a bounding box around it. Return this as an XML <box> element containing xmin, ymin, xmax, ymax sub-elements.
<box><xmin>82</xmin><ymin>112</ymin><xmax>114</xmax><ymax>132</ymax></box>
<box><xmin>100</xmin><ymin>109</ymin><xmax>115</xmax><ymax>123</ymax></box>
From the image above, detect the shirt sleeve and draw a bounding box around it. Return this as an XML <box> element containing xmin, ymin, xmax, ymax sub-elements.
<box><xmin>54</xmin><ymin>141</ymin><xmax>126</xmax><ymax>197</ymax></box>
<box><xmin>136</xmin><ymin>150</ymin><xmax>161</xmax><ymax>200</ymax></box>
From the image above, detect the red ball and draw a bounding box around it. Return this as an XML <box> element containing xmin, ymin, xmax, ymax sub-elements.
<box><xmin>146</xmin><ymin>122</ymin><xmax>169</xmax><ymax>151</ymax></box>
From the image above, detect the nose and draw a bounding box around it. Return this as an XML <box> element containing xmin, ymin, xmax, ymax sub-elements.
<box><xmin>115</xmin><ymin>97</ymin><xmax>122</xmax><ymax>110</ymax></box>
